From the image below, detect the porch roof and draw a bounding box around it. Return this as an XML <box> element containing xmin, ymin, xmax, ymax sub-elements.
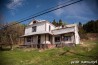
<box><xmin>52</xmin><ymin>27</ymin><xmax>75</xmax><ymax>35</ymax></box>
<box><xmin>20</xmin><ymin>31</ymin><xmax>52</xmax><ymax>37</ymax></box>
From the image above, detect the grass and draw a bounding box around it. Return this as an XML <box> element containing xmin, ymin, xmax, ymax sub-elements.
<box><xmin>0</xmin><ymin>40</ymin><xmax>98</xmax><ymax>65</ymax></box>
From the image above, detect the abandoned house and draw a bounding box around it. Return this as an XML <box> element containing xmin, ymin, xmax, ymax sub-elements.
<box><xmin>21</xmin><ymin>20</ymin><xmax>80</xmax><ymax>48</ymax></box>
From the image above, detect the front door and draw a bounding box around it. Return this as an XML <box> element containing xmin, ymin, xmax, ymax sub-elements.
<box><xmin>37</xmin><ymin>35</ymin><xmax>41</xmax><ymax>48</ymax></box>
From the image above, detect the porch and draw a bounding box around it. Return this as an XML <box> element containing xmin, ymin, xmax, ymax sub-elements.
<box><xmin>20</xmin><ymin>34</ymin><xmax>55</xmax><ymax>49</ymax></box>
<box><xmin>53</xmin><ymin>32</ymin><xmax>76</xmax><ymax>47</ymax></box>
<box><xmin>20</xmin><ymin>32</ymin><xmax>75</xmax><ymax>49</ymax></box>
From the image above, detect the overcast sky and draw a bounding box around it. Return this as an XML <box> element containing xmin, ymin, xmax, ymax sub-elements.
<box><xmin>0</xmin><ymin>0</ymin><xmax>98</xmax><ymax>24</ymax></box>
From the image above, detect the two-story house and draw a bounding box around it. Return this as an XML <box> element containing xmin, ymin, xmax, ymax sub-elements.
<box><xmin>21</xmin><ymin>20</ymin><xmax>80</xmax><ymax>48</ymax></box>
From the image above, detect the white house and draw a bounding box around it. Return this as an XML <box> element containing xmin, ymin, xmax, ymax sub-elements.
<box><xmin>21</xmin><ymin>20</ymin><xmax>80</xmax><ymax>48</ymax></box>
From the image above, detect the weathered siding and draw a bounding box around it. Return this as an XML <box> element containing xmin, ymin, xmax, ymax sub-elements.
<box><xmin>33</xmin><ymin>35</ymin><xmax>37</xmax><ymax>44</ymax></box>
<box><xmin>46</xmin><ymin>22</ymin><xmax>55</xmax><ymax>32</ymax></box>
<box><xmin>41</xmin><ymin>34</ymin><xmax>51</xmax><ymax>44</ymax></box>
<box><xmin>25</xmin><ymin>22</ymin><xmax>45</xmax><ymax>35</ymax></box>
<box><xmin>41</xmin><ymin>35</ymin><xmax>45</xmax><ymax>44</ymax></box>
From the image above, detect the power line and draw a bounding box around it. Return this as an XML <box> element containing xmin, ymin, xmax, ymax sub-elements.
<box><xmin>27</xmin><ymin>0</ymin><xmax>75</xmax><ymax>18</ymax></box>
<box><xmin>1</xmin><ymin>0</ymin><xmax>74</xmax><ymax>29</ymax></box>
<box><xmin>0</xmin><ymin>0</ymin><xmax>83</xmax><ymax>30</ymax></box>
<box><xmin>4</xmin><ymin>0</ymin><xmax>75</xmax><ymax>25</ymax></box>
<box><xmin>11</xmin><ymin>0</ymin><xmax>75</xmax><ymax>22</ymax></box>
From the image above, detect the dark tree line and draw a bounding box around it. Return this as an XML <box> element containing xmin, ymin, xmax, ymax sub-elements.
<box><xmin>83</xmin><ymin>20</ymin><xmax>98</xmax><ymax>33</ymax></box>
<box><xmin>78</xmin><ymin>20</ymin><xmax>98</xmax><ymax>33</ymax></box>
<box><xmin>78</xmin><ymin>20</ymin><xmax>98</xmax><ymax>39</ymax></box>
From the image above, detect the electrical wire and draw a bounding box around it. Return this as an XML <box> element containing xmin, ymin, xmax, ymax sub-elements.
<box><xmin>0</xmin><ymin>0</ymin><xmax>83</xmax><ymax>30</ymax></box>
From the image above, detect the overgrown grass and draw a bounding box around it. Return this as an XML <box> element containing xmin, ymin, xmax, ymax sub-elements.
<box><xmin>0</xmin><ymin>40</ymin><xmax>98</xmax><ymax>65</ymax></box>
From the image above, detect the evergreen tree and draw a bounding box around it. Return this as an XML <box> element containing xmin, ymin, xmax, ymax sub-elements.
<box><xmin>83</xmin><ymin>20</ymin><xmax>98</xmax><ymax>33</ymax></box>
<box><xmin>58</xmin><ymin>19</ymin><xmax>63</xmax><ymax>26</ymax></box>
<box><xmin>52</xmin><ymin>19</ymin><xmax>57</xmax><ymax>26</ymax></box>
<box><xmin>79</xmin><ymin>22</ymin><xmax>82</xmax><ymax>27</ymax></box>
<box><xmin>78</xmin><ymin>22</ymin><xmax>84</xmax><ymax>33</ymax></box>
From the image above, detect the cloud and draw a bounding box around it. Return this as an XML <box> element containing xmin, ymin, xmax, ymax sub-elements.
<box><xmin>53</xmin><ymin>0</ymin><xmax>97</xmax><ymax>21</ymax></box>
<box><xmin>66</xmin><ymin>15</ymin><xmax>89</xmax><ymax>21</ymax></box>
<box><xmin>54</xmin><ymin>8</ymin><xmax>64</xmax><ymax>16</ymax></box>
<box><xmin>53</xmin><ymin>0</ymin><xmax>85</xmax><ymax>16</ymax></box>
<box><xmin>7</xmin><ymin>0</ymin><xmax>24</xmax><ymax>10</ymax></box>
<box><xmin>53</xmin><ymin>1</ymin><xmax>65</xmax><ymax>16</ymax></box>
<box><xmin>6</xmin><ymin>0</ymin><xmax>25</xmax><ymax>16</ymax></box>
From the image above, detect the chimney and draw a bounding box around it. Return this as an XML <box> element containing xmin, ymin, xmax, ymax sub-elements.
<box><xmin>62</xmin><ymin>25</ymin><xmax>65</xmax><ymax>28</ymax></box>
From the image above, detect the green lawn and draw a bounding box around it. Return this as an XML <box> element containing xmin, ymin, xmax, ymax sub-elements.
<box><xmin>0</xmin><ymin>40</ymin><xmax>98</xmax><ymax>65</ymax></box>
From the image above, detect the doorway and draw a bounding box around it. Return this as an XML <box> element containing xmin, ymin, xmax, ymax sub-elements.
<box><xmin>37</xmin><ymin>35</ymin><xmax>41</xmax><ymax>48</ymax></box>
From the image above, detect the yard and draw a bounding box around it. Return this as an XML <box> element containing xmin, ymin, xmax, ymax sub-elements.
<box><xmin>0</xmin><ymin>40</ymin><xmax>98</xmax><ymax>65</ymax></box>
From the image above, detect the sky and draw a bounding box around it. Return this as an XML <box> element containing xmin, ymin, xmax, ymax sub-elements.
<box><xmin>0</xmin><ymin>0</ymin><xmax>98</xmax><ymax>24</ymax></box>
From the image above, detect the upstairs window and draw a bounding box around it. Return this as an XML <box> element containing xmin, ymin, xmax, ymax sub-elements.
<box><xmin>49</xmin><ymin>25</ymin><xmax>51</xmax><ymax>31</ymax></box>
<box><xmin>32</xmin><ymin>26</ymin><xmax>36</xmax><ymax>32</ymax></box>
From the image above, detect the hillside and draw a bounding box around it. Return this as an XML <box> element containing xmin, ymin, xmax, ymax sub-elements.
<box><xmin>0</xmin><ymin>40</ymin><xmax>98</xmax><ymax>65</ymax></box>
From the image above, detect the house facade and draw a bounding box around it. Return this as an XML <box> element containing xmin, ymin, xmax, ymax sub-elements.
<box><xmin>21</xmin><ymin>20</ymin><xmax>80</xmax><ymax>48</ymax></box>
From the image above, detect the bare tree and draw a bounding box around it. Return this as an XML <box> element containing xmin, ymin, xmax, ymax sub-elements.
<box><xmin>0</xmin><ymin>22</ymin><xmax>25</xmax><ymax>50</ymax></box>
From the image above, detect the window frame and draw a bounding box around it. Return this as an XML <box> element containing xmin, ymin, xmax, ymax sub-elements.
<box><xmin>27</xmin><ymin>37</ymin><xmax>31</xmax><ymax>42</ymax></box>
<box><xmin>63</xmin><ymin>36</ymin><xmax>71</xmax><ymax>41</ymax></box>
<box><xmin>55</xmin><ymin>36</ymin><xmax>60</xmax><ymax>42</ymax></box>
<box><xmin>32</xmin><ymin>26</ymin><xmax>36</xmax><ymax>32</ymax></box>
<box><xmin>49</xmin><ymin>25</ymin><xmax>51</xmax><ymax>31</ymax></box>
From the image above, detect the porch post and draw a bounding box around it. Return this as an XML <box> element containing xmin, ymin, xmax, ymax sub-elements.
<box><xmin>52</xmin><ymin>35</ymin><xmax>54</xmax><ymax>44</ymax></box>
<box><xmin>52</xmin><ymin>35</ymin><xmax>55</xmax><ymax>48</ymax></box>
<box><xmin>45</xmin><ymin>34</ymin><xmax>46</xmax><ymax>49</ymax></box>
<box><xmin>24</xmin><ymin>37</ymin><xmax>25</xmax><ymax>45</ymax></box>
<box><xmin>19</xmin><ymin>37</ymin><xmax>21</xmax><ymax>45</ymax></box>
<box><xmin>74</xmin><ymin>34</ymin><xmax>76</xmax><ymax>46</ymax></box>
<box><xmin>30</xmin><ymin>36</ymin><xmax>32</xmax><ymax>47</ymax></box>
<box><xmin>61</xmin><ymin>34</ymin><xmax>63</xmax><ymax>47</ymax></box>
<box><xmin>45</xmin><ymin>21</ymin><xmax>46</xmax><ymax>49</ymax></box>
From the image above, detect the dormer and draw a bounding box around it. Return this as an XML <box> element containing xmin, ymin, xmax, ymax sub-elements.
<box><xmin>28</xmin><ymin>20</ymin><xmax>38</xmax><ymax>25</ymax></box>
<box><xmin>33</xmin><ymin>20</ymin><xmax>37</xmax><ymax>24</ymax></box>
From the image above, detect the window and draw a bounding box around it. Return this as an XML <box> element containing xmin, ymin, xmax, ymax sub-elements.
<box><xmin>55</xmin><ymin>37</ymin><xmax>60</xmax><ymax>42</ymax></box>
<box><xmin>63</xmin><ymin>36</ymin><xmax>71</xmax><ymax>41</ymax></box>
<box><xmin>32</xmin><ymin>26</ymin><xmax>36</xmax><ymax>32</ymax></box>
<box><xmin>49</xmin><ymin>25</ymin><xmax>51</xmax><ymax>31</ymax></box>
<box><xmin>27</xmin><ymin>37</ymin><xmax>31</xmax><ymax>42</ymax></box>
<box><xmin>33</xmin><ymin>21</ymin><xmax>37</xmax><ymax>24</ymax></box>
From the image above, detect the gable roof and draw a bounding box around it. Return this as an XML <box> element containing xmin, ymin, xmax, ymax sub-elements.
<box><xmin>28</xmin><ymin>20</ymin><xmax>55</xmax><ymax>27</ymax></box>
<box><xmin>28</xmin><ymin>20</ymin><xmax>46</xmax><ymax>25</ymax></box>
